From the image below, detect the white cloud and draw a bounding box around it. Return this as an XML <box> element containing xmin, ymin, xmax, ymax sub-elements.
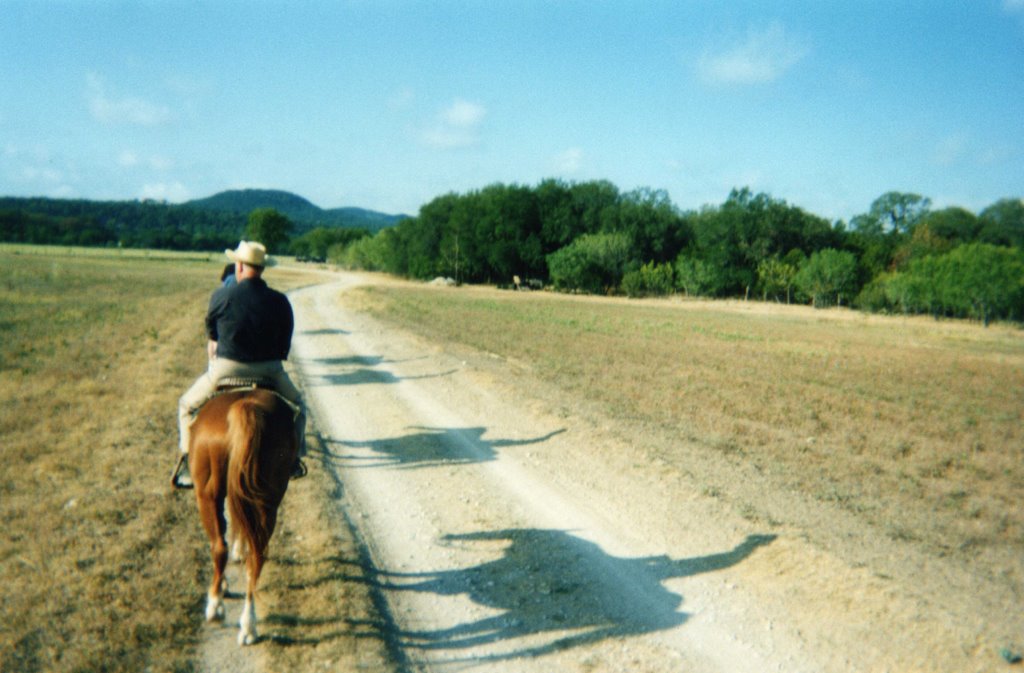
<box><xmin>976</xmin><ymin>143</ymin><xmax>1014</xmax><ymax>165</ymax></box>
<box><xmin>20</xmin><ymin>165</ymin><xmax>64</xmax><ymax>184</ymax></box>
<box><xmin>87</xmin><ymin>73</ymin><xmax>172</xmax><ymax>126</ymax></box>
<box><xmin>442</xmin><ymin>99</ymin><xmax>486</xmax><ymax>127</ymax></box>
<box><xmin>553</xmin><ymin>147</ymin><xmax>584</xmax><ymax>174</ymax></box>
<box><xmin>140</xmin><ymin>181</ymin><xmax>189</xmax><ymax>203</ymax></box>
<box><xmin>932</xmin><ymin>132</ymin><xmax>969</xmax><ymax>167</ymax></box>
<box><xmin>698</xmin><ymin>22</ymin><xmax>808</xmax><ymax>85</ymax></box>
<box><xmin>118</xmin><ymin>150</ymin><xmax>174</xmax><ymax>171</ymax></box>
<box><xmin>4</xmin><ymin>143</ymin><xmax>69</xmax><ymax>188</ymax></box>
<box><xmin>421</xmin><ymin>98</ymin><xmax>487</xmax><ymax>149</ymax></box>
<box><xmin>733</xmin><ymin>168</ymin><xmax>767</xmax><ymax>191</ymax></box>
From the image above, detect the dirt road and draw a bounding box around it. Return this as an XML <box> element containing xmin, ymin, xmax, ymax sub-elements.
<box><xmin>260</xmin><ymin>274</ymin><xmax>1013</xmax><ymax>672</ymax></box>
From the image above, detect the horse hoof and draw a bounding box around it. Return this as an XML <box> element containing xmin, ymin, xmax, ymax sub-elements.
<box><xmin>238</xmin><ymin>629</ymin><xmax>257</xmax><ymax>646</ymax></box>
<box><xmin>205</xmin><ymin>599</ymin><xmax>225</xmax><ymax>622</ymax></box>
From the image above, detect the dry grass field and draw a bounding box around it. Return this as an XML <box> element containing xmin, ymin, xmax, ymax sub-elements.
<box><xmin>0</xmin><ymin>247</ymin><xmax>218</xmax><ymax>672</ymax></box>
<box><xmin>0</xmin><ymin>247</ymin><xmax>388</xmax><ymax>673</ymax></box>
<box><xmin>348</xmin><ymin>284</ymin><xmax>1024</xmax><ymax>581</ymax></box>
<box><xmin>3</xmin><ymin>246</ymin><xmax>1020</xmax><ymax>671</ymax></box>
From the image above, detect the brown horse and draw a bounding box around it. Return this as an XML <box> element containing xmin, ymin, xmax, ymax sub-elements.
<box><xmin>189</xmin><ymin>387</ymin><xmax>297</xmax><ymax>646</ymax></box>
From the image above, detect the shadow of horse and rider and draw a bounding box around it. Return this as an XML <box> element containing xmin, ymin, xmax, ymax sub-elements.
<box><xmin>299</xmin><ymin>352</ymin><xmax>567</xmax><ymax>469</ymax></box>
<box><xmin>360</xmin><ymin>529</ymin><xmax>776</xmax><ymax>664</ymax></box>
<box><xmin>325</xmin><ymin>426</ymin><xmax>567</xmax><ymax>469</ymax></box>
<box><xmin>289</xmin><ymin>349</ymin><xmax>775</xmax><ymax>660</ymax></box>
<box><xmin>299</xmin><ymin>352</ymin><xmax>457</xmax><ymax>388</ymax></box>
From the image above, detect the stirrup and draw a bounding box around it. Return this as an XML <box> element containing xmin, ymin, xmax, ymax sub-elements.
<box><xmin>170</xmin><ymin>453</ymin><xmax>193</xmax><ymax>490</ymax></box>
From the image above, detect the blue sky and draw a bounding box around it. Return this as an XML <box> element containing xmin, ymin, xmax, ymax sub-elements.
<box><xmin>2</xmin><ymin>1</ymin><xmax>1022</xmax><ymax>222</ymax></box>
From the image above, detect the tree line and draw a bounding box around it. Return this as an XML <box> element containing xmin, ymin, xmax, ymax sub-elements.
<box><xmin>0</xmin><ymin>197</ymin><xmax>247</xmax><ymax>250</ymax></box>
<box><xmin>331</xmin><ymin>180</ymin><xmax>1024</xmax><ymax>324</ymax></box>
<box><xmin>3</xmin><ymin>183</ymin><xmax>1022</xmax><ymax>324</ymax></box>
<box><xmin>0</xmin><ymin>197</ymin><xmax>371</xmax><ymax>258</ymax></box>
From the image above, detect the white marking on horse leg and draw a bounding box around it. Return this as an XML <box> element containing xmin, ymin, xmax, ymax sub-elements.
<box><xmin>205</xmin><ymin>590</ymin><xmax>225</xmax><ymax>622</ymax></box>
<box><xmin>238</xmin><ymin>595</ymin><xmax>257</xmax><ymax>646</ymax></box>
<box><xmin>231</xmin><ymin>537</ymin><xmax>245</xmax><ymax>563</ymax></box>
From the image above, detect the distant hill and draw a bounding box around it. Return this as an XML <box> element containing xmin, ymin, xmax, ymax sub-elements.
<box><xmin>0</xmin><ymin>189</ymin><xmax>408</xmax><ymax>252</ymax></box>
<box><xmin>186</xmin><ymin>189</ymin><xmax>408</xmax><ymax>233</ymax></box>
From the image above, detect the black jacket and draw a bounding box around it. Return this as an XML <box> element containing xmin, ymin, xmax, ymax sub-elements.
<box><xmin>205</xmin><ymin>277</ymin><xmax>293</xmax><ymax>362</ymax></box>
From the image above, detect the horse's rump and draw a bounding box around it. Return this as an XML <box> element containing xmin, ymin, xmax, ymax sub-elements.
<box><xmin>224</xmin><ymin>389</ymin><xmax>296</xmax><ymax>557</ymax></box>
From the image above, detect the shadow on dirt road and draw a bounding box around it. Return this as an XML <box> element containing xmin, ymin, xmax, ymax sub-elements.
<box><xmin>321</xmin><ymin>426</ymin><xmax>567</xmax><ymax>469</ymax></box>
<box><xmin>371</xmin><ymin>529</ymin><xmax>776</xmax><ymax>663</ymax></box>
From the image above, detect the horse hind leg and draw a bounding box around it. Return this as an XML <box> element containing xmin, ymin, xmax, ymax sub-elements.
<box><xmin>195</xmin><ymin>489</ymin><xmax>228</xmax><ymax>622</ymax></box>
<box><xmin>206</xmin><ymin>585</ymin><xmax>226</xmax><ymax>622</ymax></box>
<box><xmin>237</xmin><ymin>556</ymin><xmax>263</xmax><ymax>645</ymax></box>
<box><xmin>238</xmin><ymin>592</ymin><xmax>257</xmax><ymax>646</ymax></box>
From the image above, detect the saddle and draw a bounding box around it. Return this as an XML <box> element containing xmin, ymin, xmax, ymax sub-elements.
<box><xmin>172</xmin><ymin>377</ymin><xmax>304</xmax><ymax>490</ymax></box>
<box><xmin>211</xmin><ymin>378</ymin><xmax>302</xmax><ymax>419</ymax></box>
<box><xmin>215</xmin><ymin>376</ymin><xmax>276</xmax><ymax>391</ymax></box>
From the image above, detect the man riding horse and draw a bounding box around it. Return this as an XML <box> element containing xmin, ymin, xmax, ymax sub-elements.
<box><xmin>174</xmin><ymin>240</ymin><xmax>305</xmax><ymax>486</ymax></box>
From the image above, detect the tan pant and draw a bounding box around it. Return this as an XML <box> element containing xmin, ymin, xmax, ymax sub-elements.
<box><xmin>178</xmin><ymin>358</ymin><xmax>305</xmax><ymax>455</ymax></box>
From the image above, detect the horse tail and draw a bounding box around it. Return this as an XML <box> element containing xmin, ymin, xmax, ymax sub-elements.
<box><xmin>226</xmin><ymin>396</ymin><xmax>274</xmax><ymax>564</ymax></box>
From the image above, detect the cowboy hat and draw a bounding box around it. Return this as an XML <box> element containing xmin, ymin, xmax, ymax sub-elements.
<box><xmin>225</xmin><ymin>240</ymin><xmax>276</xmax><ymax>267</ymax></box>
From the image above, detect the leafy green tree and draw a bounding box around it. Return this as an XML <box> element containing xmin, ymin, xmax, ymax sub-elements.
<box><xmin>686</xmin><ymin>202</ymin><xmax>754</xmax><ymax>297</ymax></box>
<box><xmin>882</xmin><ymin>261</ymin><xmax>943</xmax><ymax>316</ymax></box>
<box><xmin>875</xmin><ymin>243</ymin><xmax>1024</xmax><ymax>324</ymax></box>
<box><xmin>290</xmin><ymin>226</ymin><xmax>368</xmax><ymax>259</ymax></box>
<box><xmin>919</xmin><ymin>207</ymin><xmax>979</xmax><ymax>244</ymax></box>
<box><xmin>855</xmin><ymin>273</ymin><xmax>894</xmax><ymax>313</ymax></box>
<box><xmin>335</xmin><ymin>228</ymin><xmax>398</xmax><ymax>271</ymax></box>
<box><xmin>445</xmin><ymin>193</ymin><xmax>486</xmax><ymax>281</ymax></box>
<box><xmin>419</xmin><ymin>192</ymin><xmax>460</xmax><ymax>278</ymax></box>
<box><xmin>244</xmin><ymin>208</ymin><xmax>293</xmax><ymax>254</ymax></box>
<box><xmin>890</xmin><ymin>222</ymin><xmax>955</xmax><ymax>269</ymax></box>
<box><xmin>978</xmin><ymin>198</ymin><xmax>1024</xmax><ymax>248</ymax></box>
<box><xmin>569</xmin><ymin>180</ymin><xmax>620</xmax><ymax>234</ymax></box>
<box><xmin>400</xmin><ymin>214</ymin><xmax>445</xmax><ymax>279</ymax></box>
<box><xmin>674</xmin><ymin>254</ymin><xmax>727</xmax><ymax>297</ymax></box>
<box><xmin>607</xmin><ymin>188</ymin><xmax>690</xmax><ymax>265</ymax></box>
<box><xmin>622</xmin><ymin>261</ymin><xmax>674</xmax><ymax>298</ymax></box>
<box><xmin>865</xmin><ymin>191</ymin><xmax>932</xmax><ymax>235</ymax></box>
<box><xmin>845</xmin><ymin>227</ymin><xmax>898</xmax><ymax>285</ymax></box>
<box><xmin>685</xmin><ymin>188</ymin><xmax>836</xmax><ymax>299</ymax></box>
<box><xmin>757</xmin><ymin>255</ymin><xmax>799</xmax><ymax>303</ymax></box>
<box><xmin>845</xmin><ymin>192</ymin><xmax>931</xmax><ymax>286</ymax></box>
<box><xmin>795</xmin><ymin>249</ymin><xmax>859</xmax><ymax>307</ymax></box>
<box><xmin>536</xmin><ymin>178</ymin><xmax>578</xmax><ymax>250</ymax></box>
<box><xmin>936</xmin><ymin>243</ymin><xmax>1024</xmax><ymax>325</ymax></box>
<box><xmin>477</xmin><ymin>183</ymin><xmax>544</xmax><ymax>282</ymax></box>
<box><xmin>547</xmin><ymin>232</ymin><xmax>631</xmax><ymax>294</ymax></box>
